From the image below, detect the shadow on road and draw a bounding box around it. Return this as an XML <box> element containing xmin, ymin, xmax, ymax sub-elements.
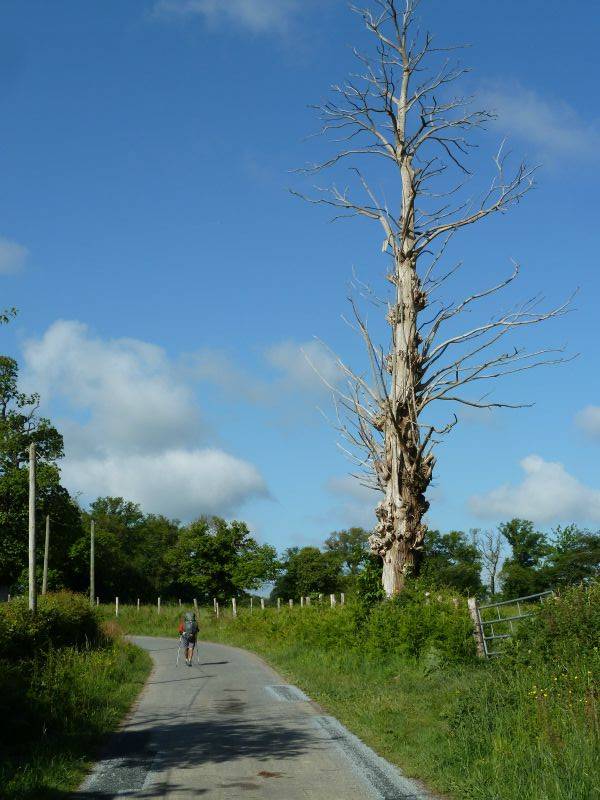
<box><xmin>147</xmin><ymin>674</ymin><xmax>217</xmax><ymax>685</ymax></box>
<box><xmin>72</xmin><ymin>710</ymin><xmax>316</xmax><ymax>798</ymax></box>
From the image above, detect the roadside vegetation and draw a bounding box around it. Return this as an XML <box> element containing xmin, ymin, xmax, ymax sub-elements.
<box><xmin>0</xmin><ymin>591</ymin><xmax>151</xmax><ymax>800</ymax></box>
<box><xmin>115</xmin><ymin>581</ymin><xmax>599</xmax><ymax>800</ymax></box>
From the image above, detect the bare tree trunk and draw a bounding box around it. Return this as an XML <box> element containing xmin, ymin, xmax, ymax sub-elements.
<box><xmin>297</xmin><ymin>0</ymin><xmax>569</xmax><ymax>597</ymax></box>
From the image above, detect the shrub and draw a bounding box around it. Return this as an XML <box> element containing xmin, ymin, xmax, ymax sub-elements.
<box><xmin>508</xmin><ymin>581</ymin><xmax>600</xmax><ymax>666</ymax></box>
<box><xmin>0</xmin><ymin>591</ymin><xmax>103</xmax><ymax>661</ymax></box>
<box><xmin>361</xmin><ymin>584</ymin><xmax>476</xmax><ymax>663</ymax></box>
<box><xmin>194</xmin><ymin>583</ymin><xmax>477</xmax><ymax>665</ymax></box>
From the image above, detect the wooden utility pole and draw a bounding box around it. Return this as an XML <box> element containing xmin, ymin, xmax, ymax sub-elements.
<box><xmin>42</xmin><ymin>515</ymin><xmax>50</xmax><ymax>595</ymax></box>
<box><xmin>28</xmin><ymin>443</ymin><xmax>37</xmax><ymax>613</ymax></box>
<box><xmin>89</xmin><ymin>520</ymin><xmax>95</xmax><ymax>605</ymax></box>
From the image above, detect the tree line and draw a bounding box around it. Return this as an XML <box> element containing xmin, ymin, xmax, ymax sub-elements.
<box><xmin>0</xmin><ymin>354</ymin><xmax>598</xmax><ymax>602</ymax></box>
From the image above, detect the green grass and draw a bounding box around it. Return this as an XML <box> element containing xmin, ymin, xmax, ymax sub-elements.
<box><xmin>108</xmin><ymin>595</ymin><xmax>599</xmax><ymax>800</ymax></box>
<box><xmin>0</xmin><ymin>597</ymin><xmax>152</xmax><ymax>800</ymax></box>
<box><xmin>102</xmin><ymin>601</ymin><xmax>212</xmax><ymax>638</ymax></box>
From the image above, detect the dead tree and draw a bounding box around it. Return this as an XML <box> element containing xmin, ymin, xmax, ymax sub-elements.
<box><xmin>474</xmin><ymin>528</ymin><xmax>503</xmax><ymax>596</ymax></box>
<box><xmin>297</xmin><ymin>0</ymin><xmax>569</xmax><ymax>596</ymax></box>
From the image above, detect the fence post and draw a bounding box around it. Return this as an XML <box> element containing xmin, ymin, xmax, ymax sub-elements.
<box><xmin>157</xmin><ymin>597</ymin><xmax>161</xmax><ymax>614</ymax></box>
<box><xmin>115</xmin><ymin>596</ymin><xmax>119</xmax><ymax>617</ymax></box>
<box><xmin>261</xmin><ymin>598</ymin><xmax>265</xmax><ymax>610</ymax></box>
<box><xmin>277</xmin><ymin>597</ymin><xmax>281</xmax><ymax>611</ymax></box>
<box><xmin>213</xmin><ymin>597</ymin><xmax>217</xmax><ymax>612</ymax></box>
<box><xmin>467</xmin><ymin>597</ymin><xmax>485</xmax><ymax>658</ymax></box>
<box><xmin>330</xmin><ymin>594</ymin><xmax>336</xmax><ymax>607</ymax></box>
<box><xmin>216</xmin><ymin>601</ymin><xmax>219</xmax><ymax>618</ymax></box>
<box><xmin>137</xmin><ymin>597</ymin><xmax>140</xmax><ymax>611</ymax></box>
<box><xmin>232</xmin><ymin>597</ymin><xmax>237</xmax><ymax>617</ymax></box>
<box><xmin>250</xmin><ymin>596</ymin><xmax>253</xmax><ymax>614</ymax></box>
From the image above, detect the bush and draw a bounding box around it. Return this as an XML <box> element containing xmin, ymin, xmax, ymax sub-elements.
<box><xmin>508</xmin><ymin>581</ymin><xmax>600</xmax><ymax>666</ymax></box>
<box><xmin>361</xmin><ymin>584</ymin><xmax>476</xmax><ymax>663</ymax></box>
<box><xmin>0</xmin><ymin>591</ymin><xmax>103</xmax><ymax>661</ymax></box>
<box><xmin>184</xmin><ymin>584</ymin><xmax>477</xmax><ymax>666</ymax></box>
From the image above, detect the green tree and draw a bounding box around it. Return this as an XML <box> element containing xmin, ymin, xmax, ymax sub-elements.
<box><xmin>0</xmin><ymin>356</ymin><xmax>79</xmax><ymax>589</ymax></box>
<box><xmin>499</xmin><ymin>519</ymin><xmax>549</xmax><ymax>598</ymax></box>
<box><xmin>355</xmin><ymin>553</ymin><xmax>385</xmax><ymax>608</ymax></box>
<box><xmin>167</xmin><ymin>516</ymin><xmax>278</xmax><ymax>601</ymax></box>
<box><xmin>421</xmin><ymin>530</ymin><xmax>483</xmax><ymax>595</ymax></box>
<box><xmin>324</xmin><ymin>527</ymin><xmax>371</xmax><ymax>575</ymax></box>
<box><xmin>69</xmin><ymin>497</ymin><xmax>179</xmax><ymax>601</ymax></box>
<box><xmin>271</xmin><ymin>547</ymin><xmax>343</xmax><ymax>600</ymax></box>
<box><xmin>543</xmin><ymin>524</ymin><xmax>600</xmax><ymax>587</ymax></box>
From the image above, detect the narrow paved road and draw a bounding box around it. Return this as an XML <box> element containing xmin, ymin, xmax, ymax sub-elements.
<box><xmin>76</xmin><ymin>636</ymin><xmax>435</xmax><ymax>800</ymax></box>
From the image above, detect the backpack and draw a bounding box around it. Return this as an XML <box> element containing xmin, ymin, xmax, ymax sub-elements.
<box><xmin>183</xmin><ymin>612</ymin><xmax>198</xmax><ymax>635</ymax></box>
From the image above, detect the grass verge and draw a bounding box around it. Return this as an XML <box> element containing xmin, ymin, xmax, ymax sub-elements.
<box><xmin>0</xmin><ymin>598</ymin><xmax>152</xmax><ymax>800</ymax></box>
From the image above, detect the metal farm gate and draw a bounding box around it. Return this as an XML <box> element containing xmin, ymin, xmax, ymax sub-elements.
<box><xmin>473</xmin><ymin>590</ymin><xmax>553</xmax><ymax>657</ymax></box>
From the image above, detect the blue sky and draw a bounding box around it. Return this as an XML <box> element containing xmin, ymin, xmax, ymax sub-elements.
<box><xmin>1</xmin><ymin>0</ymin><xmax>599</xmax><ymax>551</ymax></box>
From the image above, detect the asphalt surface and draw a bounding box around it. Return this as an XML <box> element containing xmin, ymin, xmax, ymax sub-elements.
<box><xmin>76</xmin><ymin>636</ymin><xmax>435</xmax><ymax>800</ymax></box>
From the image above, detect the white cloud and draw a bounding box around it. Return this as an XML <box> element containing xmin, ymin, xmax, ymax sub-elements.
<box><xmin>22</xmin><ymin>321</ymin><xmax>269</xmax><ymax>519</ymax></box>
<box><xmin>0</xmin><ymin>237</ymin><xmax>28</xmax><ymax>275</ymax></box>
<box><xmin>152</xmin><ymin>0</ymin><xmax>299</xmax><ymax>33</ymax></box>
<box><xmin>62</xmin><ymin>448</ymin><xmax>268</xmax><ymax>520</ymax></box>
<box><xmin>469</xmin><ymin>454</ymin><xmax>600</xmax><ymax>523</ymax></box>
<box><xmin>575</xmin><ymin>405</ymin><xmax>600</xmax><ymax>441</ymax></box>
<box><xmin>266</xmin><ymin>339</ymin><xmax>343</xmax><ymax>394</ymax></box>
<box><xmin>23</xmin><ymin>320</ymin><xmax>200</xmax><ymax>456</ymax></box>
<box><xmin>481</xmin><ymin>84</ymin><xmax>600</xmax><ymax>161</ymax></box>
